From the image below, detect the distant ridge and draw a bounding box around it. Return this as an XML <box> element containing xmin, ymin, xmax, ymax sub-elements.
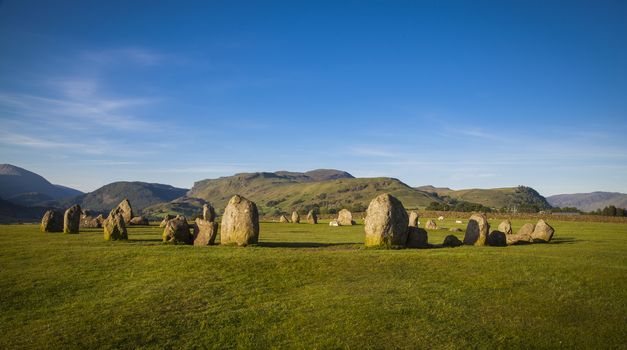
<box><xmin>547</xmin><ymin>192</ymin><xmax>627</xmax><ymax>212</ymax></box>
<box><xmin>0</xmin><ymin>164</ymin><xmax>82</xmax><ymax>204</ymax></box>
<box><xmin>416</xmin><ymin>185</ymin><xmax>552</xmax><ymax>211</ymax></box>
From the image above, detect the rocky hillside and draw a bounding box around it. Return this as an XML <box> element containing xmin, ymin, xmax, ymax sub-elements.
<box><xmin>58</xmin><ymin>182</ymin><xmax>188</xmax><ymax>214</ymax></box>
<box><xmin>547</xmin><ymin>192</ymin><xmax>627</xmax><ymax>212</ymax></box>
<box><xmin>0</xmin><ymin>164</ymin><xmax>83</xmax><ymax>205</ymax></box>
<box><xmin>185</xmin><ymin>170</ymin><xmax>440</xmax><ymax>217</ymax></box>
<box><xmin>417</xmin><ymin>185</ymin><xmax>552</xmax><ymax>212</ymax></box>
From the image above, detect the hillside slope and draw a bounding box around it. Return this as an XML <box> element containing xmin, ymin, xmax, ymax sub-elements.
<box><xmin>0</xmin><ymin>164</ymin><xmax>82</xmax><ymax>202</ymax></box>
<box><xmin>186</xmin><ymin>170</ymin><xmax>439</xmax><ymax>216</ymax></box>
<box><xmin>58</xmin><ymin>182</ymin><xmax>188</xmax><ymax>214</ymax></box>
<box><xmin>547</xmin><ymin>192</ymin><xmax>627</xmax><ymax>212</ymax></box>
<box><xmin>417</xmin><ymin>185</ymin><xmax>552</xmax><ymax>212</ymax></box>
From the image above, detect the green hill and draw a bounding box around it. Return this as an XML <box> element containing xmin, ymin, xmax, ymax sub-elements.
<box><xmin>185</xmin><ymin>170</ymin><xmax>440</xmax><ymax>217</ymax></box>
<box><xmin>417</xmin><ymin>185</ymin><xmax>552</xmax><ymax>212</ymax></box>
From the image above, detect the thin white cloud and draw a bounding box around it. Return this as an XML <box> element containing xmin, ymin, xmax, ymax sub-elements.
<box><xmin>81</xmin><ymin>47</ymin><xmax>168</xmax><ymax>66</ymax></box>
<box><xmin>347</xmin><ymin>147</ymin><xmax>399</xmax><ymax>158</ymax></box>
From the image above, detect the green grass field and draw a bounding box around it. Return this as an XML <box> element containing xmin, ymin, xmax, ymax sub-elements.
<box><xmin>1</xmin><ymin>218</ymin><xmax>626</xmax><ymax>349</ymax></box>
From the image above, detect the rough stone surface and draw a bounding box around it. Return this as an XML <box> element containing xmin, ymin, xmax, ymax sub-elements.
<box><xmin>220</xmin><ymin>195</ymin><xmax>259</xmax><ymax>246</ymax></box>
<box><xmin>40</xmin><ymin>209</ymin><xmax>63</xmax><ymax>232</ymax></box>
<box><xmin>506</xmin><ymin>232</ymin><xmax>533</xmax><ymax>245</ymax></box>
<box><xmin>80</xmin><ymin>213</ymin><xmax>101</xmax><ymax>228</ymax></box>
<box><xmin>338</xmin><ymin>209</ymin><xmax>354</xmax><ymax>226</ymax></box>
<box><xmin>487</xmin><ymin>230</ymin><xmax>507</xmax><ymax>247</ymax></box>
<box><xmin>159</xmin><ymin>214</ymin><xmax>175</xmax><ymax>228</ymax></box>
<box><xmin>63</xmin><ymin>204</ymin><xmax>81</xmax><ymax>234</ymax></box>
<box><xmin>279</xmin><ymin>215</ymin><xmax>289</xmax><ymax>223</ymax></box>
<box><xmin>517</xmin><ymin>223</ymin><xmax>536</xmax><ymax>236</ymax></box>
<box><xmin>406</xmin><ymin>226</ymin><xmax>429</xmax><ymax>248</ymax></box>
<box><xmin>202</xmin><ymin>204</ymin><xmax>216</xmax><ymax>222</ymax></box>
<box><xmin>442</xmin><ymin>235</ymin><xmax>463</xmax><ymax>247</ymax></box>
<box><xmin>425</xmin><ymin>219</ymin><xmax>438</xmax><ymax>230</ymax></box>
<box><xmin>193</xmin><ymin>218</ymin><xmax>218</xmax><ymax>246</ymax></box>
<box><xmin>291</xmin><ymin>211</ymin><xmax>300</xmax><ymax>224</ymax></box>
<box><xmin>364</xmin><ymin>193</ymin><xmax>409</xmax><ymax>248</ymax></box>
<box><xmin>408</xmin><ymin>211</ymin><xmax>419</xmax><ymax>227</ymax></box>
<box><xmin>162</xmin><ymin>216</ymin><xmax>192</xmax><ymax>244</ymax></box>
<box><xmin>110</xmin><ymin>199</ymin><xmax>133</xmax><ymax>224</ymax></box>
<box><xmin>103</xmin><ymin>213</ymin><xmax>128</xmax><ymax>241</ymax></box>
<box><xmin>498</xmin><ymin>220</ymin><xmax>513</xmax><ymax>235</ymax></box>
<box><xmin>463</xmin><ymin>213</ymin><xmax>490</xmax><ymax>246</ymax></box>
<box><xmin>307</xmin><ymin>210</ymin><xmax>318</xmax><ymax>224</ymax></box>
<box><xmin>531</xmin><ymin>219</ymin><xmax>555</xmax><ymax>242</ymax></box>
<box><xmin>129</xmin><ymin>216</ymin><xmax>149</xmax><ymax>225</ymax></box>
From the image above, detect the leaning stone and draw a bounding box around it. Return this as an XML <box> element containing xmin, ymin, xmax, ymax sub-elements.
<box><xmin>291</xmin><ymin>211</ymin><xmax>300</xmax><ymax>224</ymax></box>
<box><xmin>517</xmin><ymin>223</ymin><xmax>535</xmax><ymax>236</ymax></box>
<box><xmin>162</xmin><ymin>216</ymin><xmax>192</xmax><ymax>244</ymax></box>
<box><xmin>406</xmin><ymin>226</ymin><xmax>429</xmax><ymax>248</ymax></box>
<box><xmin>193</xmin><ymin>218</ymin><xmax>218</xmax><ymax>246</ymax></box>
<box><xmin>442</xmin><ymin>235</ymin><xmax>463</xmax><ymax>247</ymax></box>
<box><xmin>487</xmin><ymin>230</ymin><xmax>507</xmax><ymax>247</ymax></box>
<box><xmin>64</xmin><ymin>204</ymin><xmax>81</xmax><ymax>234</ymax></box>
<box><xmin>307</xmin><ymin>210</ymin><xmax>318</xmax><ymax>224</ymax></box>
<box><xmin>498</xmin><ymin>220</ymin><xmax>512</xmax><ymax>235</ymax></box>
<box><xmin>408</xmin><ymin>211</ymin><xmax>419</xmax><ymax>227</ymax></box>
<box><xmin>103</xmin><ymin>213</ymin><xmax>128</xmax><ymax>241</ymax></box>
<box><xmin>531</xmin><ymin>219</ymin><xmax>555</xmax><ymax>242</ymax></box>
<box><xmin>338</xmin><ymin>209</ymin><xmax>354</xmax><ymax>226</ymax></box>
<box><xmin>463</xmin><ymin>213</ymin><xmax>490</xmax><ymax>246</ymax></box>
<box><xmin>364</xmin><ymin>193</ymin><xmax>408</xmax><ymax>248</ymax></box>
<box><xmin>279</xmin><ymin>215</ymin><xmax>289</xmax><ymax>223</ymax></box>
<box><xmin>159</xmin><ymin>214</ymin><xmax>175</xmax><ymax>228</ymax></box>
<box><xmin>40</xmin><ymin>209</ymin><xmax>63</xmax><ymax>232</ymax></box>
<box><xmin>202</xmin><ymin>203</ymin><xmax>216</xmax><ymax>222</ymax></box>
<box><xmin>109</xmin><ymin>199</ymin><xmax>133</xmax><ymax>224</ymax></box>
<box><xmin>425</xmin><ymin>219</ymin><xmax>438</xmax><ymax>230</ymax></box>
<box><xmin>220</xmin><ymin>195</ymin><xmax>259</xmax><ymax>246</ymax></box>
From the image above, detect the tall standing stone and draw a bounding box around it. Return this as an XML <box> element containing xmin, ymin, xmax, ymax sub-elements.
<box><xmin>193</xmin><ymin>218</ymin><xmax>218</xmax><ymax>246</ymax></box>
<box><xmin>364</xmin><ymin>193</ymin><xmax>409</xmax><ymax>248</ymax></box>
<box><xmin>291</xmin><ymin>211</ymin><xmax>300</xmax><ymax>224</ymax></box>
<box><xmin>463</xmin><ymin>213</ymin><xmax>490</xmax><ymax>246</ymax></box>
<box><xmin>279</xmin><ymin>215</ymin><xmax>289</xmax><ymax>223</ymax></box>
<box><xmin>40</xmin><ymin>209</ymin><xmax>63</xmax><ymax>232</ymax></box>
<box><xmin>531</xmin><ymin>219</ymin><xmax>555</xmax><ymax>242</ymax></box>
<box><xmin>408</xmin><ymin>211</ymin><xmax>419</xmax><ymax>227</ymax></box>
<box><xmin>111</xmin><ymin>199</ymin><xmax>133</xmax><ymax>224</ymax></box>
<box><xmin>103</xmin><ymin>213</ymin><xmax>128</xmax><ymax>241</ymax></box>
<box><xmin>220</xmin><ymin>195</ymin><xmax>259</xmax><ymax>246</ymax></box>
<box><xmin>63</xmin><ymin>205</ymin><xmax>81</xmax><ymax>234</ymax></box>
<box><xmin>162</xmin><ymin>216</ymin><xmax>192</xmax><ymax>244</ymax></box>
<box><xmin>338</xmin><ymin>209</ymin><xmax>354</xmax><ymax>226</ymax></box>
<box><xmin>306</xmin><ymin>210</ymin><xmax>318</xmax><ymax>224</ymax></box>
<box><xmin>203</xmin><ymin>203</ymin><xmax>216</xmax><ymax>222</ymax></box>
<box><xmin>498</xmin><ymin>220</ymin><xmax>512</xmax><ymax>235</ymax></box>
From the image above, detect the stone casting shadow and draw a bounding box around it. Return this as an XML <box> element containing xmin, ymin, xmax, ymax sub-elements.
<box><xmin>259</xmin><ymin>242</ymin><xmax>355</xmax><ymax>248</ymax></box>
<box><xmin>545</xmin><ymin>237</ymin><xmax>579</xmax><ymax>245</ymax></box>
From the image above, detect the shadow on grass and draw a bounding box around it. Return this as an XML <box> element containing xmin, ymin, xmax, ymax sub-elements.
<box><xmin>547</xmin><ymin>237</ymin><xmax>579</xmax><ymax>244</ymax></box>
<box><xmin>259</xmin><ymin>242</ymin><xmax>357</xmax><ymax>248</ymax></box>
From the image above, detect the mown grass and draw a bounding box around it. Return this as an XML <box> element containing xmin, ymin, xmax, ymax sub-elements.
<box><xmin>0</xmin><ymin>217</ymin><xmax>625</xmax><ymax>349</ymax></box>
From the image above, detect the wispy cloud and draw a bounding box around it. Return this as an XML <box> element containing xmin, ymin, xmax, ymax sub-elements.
<box><xmin>347</xmin><ymin>147</ymin><xmax>399</xmax><ymax>158</ymax></box>
<box><xmin>81</xmin><ymin>47</ymin><xmax>169</xmax><ymax>66</ymax></box>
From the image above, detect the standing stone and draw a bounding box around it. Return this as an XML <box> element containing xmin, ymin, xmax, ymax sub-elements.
<box><xmin>406</xmin><ymin>227</ymin><xmax>429</xmax><ymax>248</ymax></box>
<box><xmin>162</xmin><ymin>216</ymin><xmax>192</xmax><ymax>244</ymax></box>
<box><xmin>307</xmin><ymin>210</ymin><xmax>318</xmax><ymax>224</ymax></box>
<box><xmin>364</xmin><ymin>193</ymin><xmax>409</xmax><ymax>248</ymax></box>
<box><xmin>103</xmin><ymin>213</ymin><xmax>128</xmax><ymax>241</ymax></box>
<box><xmin>40</xmin><ymin>209</ymin><xmax>63</xmax><ymax>232</ymax></box>
<box><xmin>463</xmin><ymin>213</ymin><xmax>490</xmax><ymax>246</ymax></box>
<box><xmin>408</xmin><ymin>211</ymin><xmax>419</xmax><ymax>227</ymax></box>
<box><xmin>193</xmin><ymin>218</ymin><xmax>218</xmax><ymax>246</ymax></box>
<box><xmin>159</xmin><ymin>214</ymin><xmax>175</xmax><ymax>228</ymax></box>
<box><xmin>279</xmin><ymin>215</ymin><xmax>289</xmax><ymax>223</ymax></box>
<box><xmin>129</xmin><ymin>216</ymin><xmax>149</xmax><ymax>225</ymax></box>
<box><xmin>337</xmin><ymin>209</ymin><xmax>354</xmax><ymax>226</ymax></box>
<box><xmin>80</xmin><ymin>213</ymin><xmax>101</xmax><ymax>228</ymax></box>
<box><xmin>111</xmin><ymin>199</ymin><xmax>133</xmax><ymax>224</ymax></box>
<box><xmin>220</xmin><ymin>195</ymin><xmax>259</xmax><ymax>246</ymax></box>
<box><xmin>442</xmin><ymin>235</ymin><xmax>463</xmax><ymax>247</ymax></box>
<box><xmin>63</xmin><ymin>205</ymin><xmax>81</xmax><ymax>234</ymax></box>
<box><xmin>498</xmin><ymin>220</ymin><xmax>513</xmax><ymax>235</ymax></box>
<box><xmin>487</xmin><ymin>230</ymin><xmax>507</xmax><ymax>247</ymax></box>
<box><xmin>291</xmin><ymin>211</ymin><xmax>300</xmax><ymax>224</ymax></box>
<box><xmin>203</xmin><ymin>203</ymin><xmax>216</xmax><ymax>222</ymax></box>
<box><xmin>531</xmin><ymin>219</ymin><xmax>555</xmax><ymax>242</ymax></box>
<box><xmin>425</xmin><ymin>219</ymin><xmax>438</xmax><ymax>230</ymax></box>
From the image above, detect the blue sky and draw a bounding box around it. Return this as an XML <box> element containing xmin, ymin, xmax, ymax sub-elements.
<box><xmin>1</xmin><ymin>0</ymin><xmax>626</xmax><ymax>195</ymax></box>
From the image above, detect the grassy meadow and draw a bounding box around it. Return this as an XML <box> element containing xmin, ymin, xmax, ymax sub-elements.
<box><xmin>1</xmin><ymin>217</ymin><xmax>626</xmax><ymax>349</ymax></box>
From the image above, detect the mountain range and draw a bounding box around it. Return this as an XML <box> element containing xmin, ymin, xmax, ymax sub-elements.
<box><xmin>1</xmin><ymin>163</ymin><xmax>625</xmax><ymax>222</ymax></box>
